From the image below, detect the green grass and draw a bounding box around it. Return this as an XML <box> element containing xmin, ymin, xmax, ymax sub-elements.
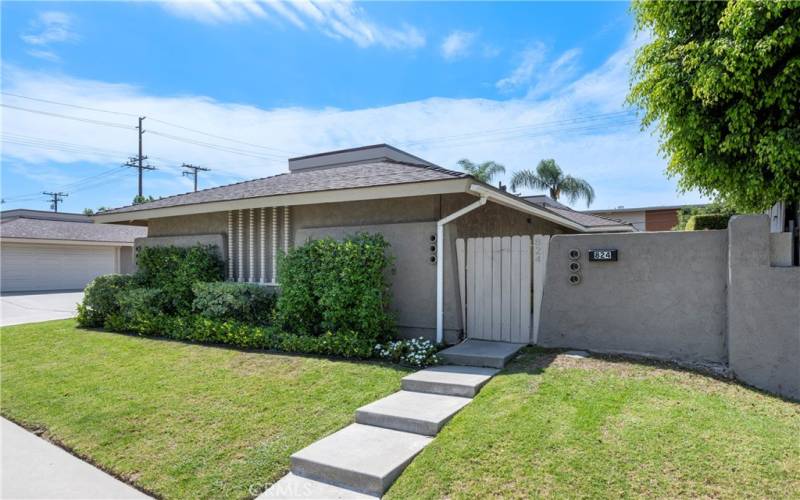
<box><xmin>387</xmin><ymin>348</ymin><xmax>800</xmax><ymax>499</ymax></box>
<box><xmin>0</xmin><ymin>320</ymin><xmax>409</xmax><ymax>499</ymax></box>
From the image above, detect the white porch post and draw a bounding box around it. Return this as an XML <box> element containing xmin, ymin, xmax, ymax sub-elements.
<box><xmin>435</xmin><ymin>195</ymin><xmax>488</xmax><ymax>344</ymax></box>
<box><xmin>260</xmin><ymin>207</ymin><xmax>266</xmax><ymax>283</ymax></box>
<box><xmin>227</xmin><ymin>210</ymin><xmax>234</xmax><ymax>280</ymax></box>
<box><xmin>237</xmin><ymin>209</ymin><xmax>244</xmax><ymax>282</ymax></box>
<box><xmin>248</xmin><ymin>208</ymin><xmax>255</xmax><ymax>283</ymax></box>
<box><xmin>271</xmin><ymin>207</ymin><xmax>278</xmax><ymax>283</ymax></box>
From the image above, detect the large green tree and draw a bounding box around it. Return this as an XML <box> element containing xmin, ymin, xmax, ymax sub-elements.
<box><xmin>628</xmin><ymin>1</ymin><xmax>800</xmax><ymax>211</ymax></box>
<box><xmin>511</xmin><ymin>159</ymin><xmax>595</xmax><ymax>207</ymax></box>
<box><xmin>457</xmin><ymin>159</ymin><xmax>506</xmax><ymax>183</ymax></box>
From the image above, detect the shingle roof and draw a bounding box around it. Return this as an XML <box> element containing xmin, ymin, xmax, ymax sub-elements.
<box><xmin>101</xmin><ymin>160</ymin><xmax>467</xmax><ymax>216</ymax></box>
<box><xmin>0</xmin><ymin>217</ymin><xmax>146</xmax><ymax>243</ymax></box>
<box><xmin>522</xmin><ymin>195</ymin><xmax>631</xmax><ymax>228</ymax></box>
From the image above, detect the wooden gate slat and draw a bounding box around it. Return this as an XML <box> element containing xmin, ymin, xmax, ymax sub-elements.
<box><xmin>510</xmin><ymin>236</ymin><xmax>521</xmax><ymax>338</ymax></box>
<box><xmin>466</xmin><ymin>238</ymin><xmax>476</xmax><ymax>338</ymax></box>
<box><xmin>471</xmin><ymin>239</ymin><xmax>481</xmax><ymax>339</ymax></box>
<box><xmin>500</xmin><ymin>236</ymin><xmax>512</xmax><ymax>341</ymax></box>
<box><xmin>482</xmin><ymin>237</ymin><xmax>493</xmax><ymax>339</ymax></box>
<box><xmin>491</xmin><ymin>237</ymin><xmax>502</xmax><ymax>341</ymax></box>
<box><xmin>518</xmin><ymin>235</ymin><xmax>532</xmax><ymax>343</ymax></box>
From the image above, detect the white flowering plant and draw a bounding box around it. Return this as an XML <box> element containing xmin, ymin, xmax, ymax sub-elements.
<box><xmin>374</xmin><ymin>337</ymin><xmax>441</xmax><ymax>367</ymax></box>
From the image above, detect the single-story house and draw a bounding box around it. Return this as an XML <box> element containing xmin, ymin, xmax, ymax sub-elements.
<box><xmin>0</xmin><ymin>209</ymin><xmax>145</xmax><ymax>293</ymax></box>
<box><xmin>586</xmin><ymin>203</ymin><xmax>707</xmax><ymax>232</ymax></box>
<box><xmin>94</xmin><ymin>144</ymin><xmax>632</xmax><ymax>344</ymax></box>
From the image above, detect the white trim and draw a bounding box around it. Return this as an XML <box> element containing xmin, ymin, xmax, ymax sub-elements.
<box><xmin>93</xmin><ymin>179</ymin><xmax>471</xmax><ymax>223</ymax></box>
<box><xmin>271</xmin><ymin>207</ymin><xmax>278</xmax><ymax>283</ymax></box>
<box><xmin>248</xmin><ymin>208</ymin><xmax>255</xmax><ymax>283</ymax></box>
<box><xmin>283</xmin><ymin>206</ymin><xmax>290</xmax><ymax>254</ymax></box>
<box><xmin>436</xmin><ymin>195</ymin><xmax>488</xmax><ymax>344</ymax></box>
<box><xmin>237</xmin><ymin>209</ymin><xmax>244</xmax><ymax>282</ymax></box>
<box><xmin>227</xmin><ymin>211</ymin><xmax>234</xmax><ymax>280</ymax></box>
<box><xmin>0</xmin><ymin>238</ymin><xmax>132</xmax><ymax>247</ymax></box>
<box><xmin>468</xmin><ymin>184</ymin><xmax>634</xmax><ymax>233</ymax></box>
<box><xmin>260</xmin><ymin>207</ymin><xmax>266</xmax><ymax>283</ymax></box>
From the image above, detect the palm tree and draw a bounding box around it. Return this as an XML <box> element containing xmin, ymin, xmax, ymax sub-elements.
<box><xmin>457</xmin><ymin>159</ymin><xmax>506</xmax><ymax>184</ymax></box>
<box><xmin>511</xmin><ymin>159</ymin><xmax>595</xmax><ymax>207</ymax></box>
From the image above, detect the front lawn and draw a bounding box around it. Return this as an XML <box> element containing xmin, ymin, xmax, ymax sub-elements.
<box><xmin>0</xmin><ymin>320</ymin><xmax>409</xmax><ymax>499</ymax></box>
<box><xmin>387</xmin><ymin>349</ymin><xmax>800</xmax><ymax>499</ymax></box>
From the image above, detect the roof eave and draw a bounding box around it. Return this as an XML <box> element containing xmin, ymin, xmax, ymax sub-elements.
<box><xmin>93</xmin><ymin>177</ymin><xmax>471</xmax><ymax>224</ymax></box>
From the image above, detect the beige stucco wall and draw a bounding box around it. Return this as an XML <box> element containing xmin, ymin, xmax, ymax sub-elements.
<box><xmin>142</xmin><ymin>193</ymin><xmax>574</xmax><ymax>343</ymax></box>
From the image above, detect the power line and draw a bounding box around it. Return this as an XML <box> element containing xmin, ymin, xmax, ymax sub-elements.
<box><xmin>42</xmin><ymin>191</ymin><xmax>68</xmax><ymax>212</ymax></box>
<box><xmin>123</xmin><ymin>117</ymin><xmax>155</xmax><ymax>198</ymax></box>
<box><xmin>181</xmin><ymin>163</ymin><xmax>210</xmax><ymax>192</ymax></box>
<box><xmin>0</xmin><ymin>92</ymin><xmax>139</xmax><ymax>117</ymax></box>
<box><xmin>147</xmin><ymin>117</ymin><xmax>296</xmax><ymax>155</ymax></box>
<box><xmin>3</xmin><ymin>92</ymin><xmax>295</xmax><ymax>155</ymax></box>
<box><xmin>147</xmin><ymin>129</ymin><xmax>285</xmax><ymax>160</ymax></box>
<box><xmin>0</xmin><ymin>104</ymin><xmax>136</xmax><ymax>130</ymax></box>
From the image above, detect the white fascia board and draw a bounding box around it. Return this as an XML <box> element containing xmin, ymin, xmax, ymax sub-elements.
<box><xmin>0</xmin><ymin>238</ymin><xmax>132</xmax><ymax>247</ymax></box>
<box><xmin>468</xmin><ymin>184</ymin><xmax>587</xmax><ymax>232</ymax></box>
<box><xmin>93</xmin><ymin>179</ymin><xmax>471</xmax><ymax>224</ymax></box>
<box><xmin>468</xmin><ymin>183</ymin><xmax>635</xmax><ymax>233</ymax></box>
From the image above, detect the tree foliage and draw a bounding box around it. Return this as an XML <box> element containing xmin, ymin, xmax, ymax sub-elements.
<box><xmin>511</xmin><ymin>159</ymin><xmax>595</xmax><ymax>207</ymax></box>
<box><xmin>457</xmin><ymin>159</ymin><xmax>506</xmax><ymax>183</ymax></box>
<box><xmin>629</xmin><ymin>1</ymin><xmax>800</xmax><ymax>211</ymax></box>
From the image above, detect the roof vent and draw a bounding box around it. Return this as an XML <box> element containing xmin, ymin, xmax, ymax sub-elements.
<box><xmin>287</xmin><ymin>144</ymin><xmax>437</xmax><ymax>172</ymax></box>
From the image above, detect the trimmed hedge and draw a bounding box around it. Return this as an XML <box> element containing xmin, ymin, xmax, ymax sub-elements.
<box><xmin>685</xmin><ymin>214</ymin><xmax>730</xmax><ymax>231</ymax></box>
<box><xmin>104</xmin><ymin>312</ymin><xmax>375</xmax><ymax>359</ymax></box>
<box><xmin>76</xmin><ymin>274</ymin><xmax>136</xmax><ymax>327</ymax></box>
<box><xmin>192</xmin><ymin>282</ymin><xmax>276</xmax><ymax>325</ymax></box>
<box><xmin>274</xmin><ymin>233</ymin><xmax>395</xmax><ymax>341</ymax></box>
<box><xmin>136</xmin><ymin>245</ymin><xmax>224</xmax><ymax>312</ymax></box>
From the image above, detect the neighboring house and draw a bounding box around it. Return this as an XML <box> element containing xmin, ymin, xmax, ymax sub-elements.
<box><xmin>0</xmin><ymin>209</ymin><xmax>146</xmax><ymax>293</ymax></box>
<box><xmin>94</xmin><ymin>144</ymin><xmax>632</xmax><ymax>344</ymax></box>
<box><xmin>585</xmin><ymin>204</ymin><xmax>706</xmax><ymax>232</ymax></box>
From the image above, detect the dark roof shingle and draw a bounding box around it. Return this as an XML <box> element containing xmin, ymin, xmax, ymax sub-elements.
<box><xmin>102</xmin><ymin>160</ymin><xmax>467</xmax><ymax>216</ymax></box>
<box><xmin>0</xmin><ymin>218</ymin><xmax>146</xmax><ymax>243</ymax></box>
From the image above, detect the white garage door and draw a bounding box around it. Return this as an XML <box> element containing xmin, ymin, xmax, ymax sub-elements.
<box><xmin>1</xmin><ymin>243</ymin><xmax>117</xmax><ymax>292</ymax></box>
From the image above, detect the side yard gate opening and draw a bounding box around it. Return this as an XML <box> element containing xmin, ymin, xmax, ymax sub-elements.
<box><xmin>456</xmin><ymin>235</ymin><xmax>549</xmax><ymax>344</ymax></box>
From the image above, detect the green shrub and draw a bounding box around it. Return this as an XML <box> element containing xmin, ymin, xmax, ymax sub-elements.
<box><xmin>136</xmin><ymin>245</ymin><xmax>224</xmax><ymax>312</ymax></box>
<box><xmin>76</xmin><ymin>274</ymin><xmax>137</xmax><ymax>327</ymax></box>
<box><xmin>104</xmin><ymin>311</ymin><xmax>377</xmax><ymax>359</ymax></box>
<box><xmin>274</xmin><ymin>233</ymin><xmax>395</xmax><ymax>342</ymax></box>
<box><xmin>192</xmin><ymin>282</ymin><xmax>276</xmax><ymax>325</ymax></box>
<box><xmin>112</xmin><ymin>287</ymin><xmax>167</xmax><ymax>329</ymax></box>
<box><xmin>685</xmin><ymin>214</ymin><xmax>730</xmax><ymax>231</ymax></box>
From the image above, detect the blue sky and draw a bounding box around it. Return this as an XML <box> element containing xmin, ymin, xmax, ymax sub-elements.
<box><xmin>1</xmin><ymin>1</ymin><xmax>704</xmax><ymax>213</ymax></box>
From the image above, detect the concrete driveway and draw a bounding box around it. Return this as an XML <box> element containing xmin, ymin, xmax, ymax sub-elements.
<box><xmin>0</xmin><ymin>291</ymin><xmax>84</xmax><ymax>326</ymax></box>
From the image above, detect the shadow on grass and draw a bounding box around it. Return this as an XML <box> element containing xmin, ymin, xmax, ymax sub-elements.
<box><xmin>74</xmin><ymin>324</ymin><xmax>414</xmax><ymax>374</ymax></box>
<box><xmin>498</xmin><ymin>346</ymin><xmax>799</xmax><ymax>405</ymax></box>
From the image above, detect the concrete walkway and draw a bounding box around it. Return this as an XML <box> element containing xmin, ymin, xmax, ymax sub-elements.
<box><xmin>1</xmin><ymin>418</ymin><xmax>148</xmax><ymax>499</ymax></box>
<box><xmin>0</xmin><ymin>291</ymin><xmax>83</xmax><ymax>327</ymax></box>
<box><xmin>260</xmin><ymin>340</ymin><xmax>524</xmax><ymax>498</ymax></box>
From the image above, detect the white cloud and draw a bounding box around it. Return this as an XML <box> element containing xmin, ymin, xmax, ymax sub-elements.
<box><xmin>0</xmin><ymin>36</ymin><xmax>706</xmax><ymax>211</ymax></box>
<box><xmin>21</xmin><ymin>11</ymin><xmax>78</xmax><ymax>46</ymax></box>
<box><xmin>160</xmin><ymin>0</ymin><xmax>425</xmax><ymax>49</ymax></box>
<box><xmin>496</xmin><ymin>42</ymin><xmax>546</xmax><ymax>92</ymax></box>
<box><xmin>441</xmin><ymin>31</ymin><xmax>476</xmax><ymax>60</ymax></box>
<box><xmin>19</xmin><ymin>11</ymin><xmax>78</xmax><ymax>62</ymax></box>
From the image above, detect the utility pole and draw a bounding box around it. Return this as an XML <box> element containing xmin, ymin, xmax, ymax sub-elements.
<box><xmin>181</xmin><ymin>163</ymin><xmax>210</xmax><ymax>192</ymax></box>
<box><xmin>123</xmin><ymin>116</ymin><xmax>155</xmax><ymax>198</ymax></box>
<box><xmin>43</xmin><ymin>191</ymin><xmax>68</xmax><ymax>212</ymax></box>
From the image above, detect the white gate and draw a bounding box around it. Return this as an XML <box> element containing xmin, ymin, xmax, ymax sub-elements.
<box><xmin>455</xmin><ymin>235</ymin><xmax>549</xmax><ymax>344</ymax></box>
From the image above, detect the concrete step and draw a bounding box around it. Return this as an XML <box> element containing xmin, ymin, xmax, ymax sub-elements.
<box><xmin>439</xmin><ymin>339</ymin><xmax>526</xmax><ymax>369</ymax></box>
<box><xmin>259</xmin><ymin>473</ymin><xmax>377</xmax><ymax>499</ymax></box>
<box><xmin>290</xmin><ymin>423</ymin><xmax>432</xmax><ymax>497</ymax></box>
<box><xmin>401</xmin><ymin>365</ymin><xmax>499</xmax><ymax>398</ymax></box>
<box><xmin>355</xmin><ymin>390</ymin><xmax>471</xmax><ymax>436</ymax></box>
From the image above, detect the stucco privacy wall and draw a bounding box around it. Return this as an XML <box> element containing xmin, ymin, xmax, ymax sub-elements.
<box><xmin>727</xmin><ymin>216</ymin><xmax>800</xmax><ymax>400</ymax></box>
<box><xmin>538</xmin><ymin>230</ymin><xmax>729</xmax><ymax>363</ymax></box>
<box><xmin>539</xmin><ymin>215</ymin><xmax>799</xmax><ymax>400</ymax></box>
